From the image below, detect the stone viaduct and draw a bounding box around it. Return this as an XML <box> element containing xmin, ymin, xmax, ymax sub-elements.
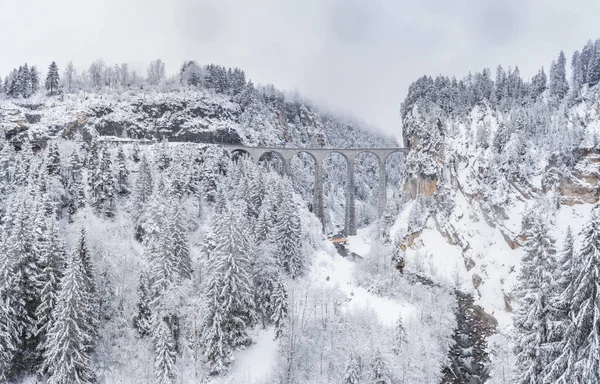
<box><xmin>221</xmin><ymin>145</ymin><xmax>409</xmax><ymax>236</ymax></box>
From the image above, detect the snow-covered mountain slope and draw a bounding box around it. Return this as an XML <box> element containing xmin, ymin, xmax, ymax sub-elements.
<box><xmin>1</xmin><ymin>88</ymin><xmax>395</xmax><ymax>148</ymax></box>
<box><xmin>396</xmin><ymin>54</ymin><xmax>600</xmax><ymax>381</ymax></box>
<box><xmin>5</xmin><ymin>46</ymin><xmax>600</xmax><ymax>384</ymax></box>
<box><xmin>0</xmin><ymin>87</ymin><xmax>404</xmax><ymax>234</ymax></box>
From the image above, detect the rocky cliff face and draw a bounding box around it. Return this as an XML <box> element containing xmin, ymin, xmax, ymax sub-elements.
<box><xmin>555</xmin><ymin>149</ymin><xmax>600</xmax><ymax>205</ymax></box>
<box><xmin>2</xmin><ymin>88</ymin><xmax>396</xmax><ymax>150</ymax></box>
<box><xmin>398</xmin><ymin>88</ymin><xmax>600</xmax><ymax>305</ymax></box>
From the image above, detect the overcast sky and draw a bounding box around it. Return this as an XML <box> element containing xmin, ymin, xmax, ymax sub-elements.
<box><xmin>2</xmin><ymin>0</ymin><xmax>600</xmax><ymax>137</ymax></box>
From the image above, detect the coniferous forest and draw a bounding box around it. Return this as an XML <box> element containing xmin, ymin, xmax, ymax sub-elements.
<box><xmin>2</xmin><ymin>33</ymin><xmax>600</xmax><ymax>384</ymax></box>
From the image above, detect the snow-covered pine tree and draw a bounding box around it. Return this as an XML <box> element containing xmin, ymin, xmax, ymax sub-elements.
<box><xmin>543</xmin><ymin>227</ymin><xmax>577</xmax><ymax>383</ymax></box>
<box><xmin>554</xmin><ymin>227</ymin><xmax>575</xmax><ymax>295</ymax></box>
<box><xmin>6</xmin><ymin>191</ymin><xmax>45</xmax><ymax>371</ymax></box>
<box><xmin>90</xmin><ymin>147</ymin><xmax>117</xmax><ymax>218</ymax></box>
<box><xmin>46</xmin><ymin>143</ymin><xmax>61</xmax><ymax>177</ymax></box>
<box><xmin>133</xmin><ymin>273</ymin><xmax>153</xmax><ymax>337</ymax></box>
<box><xmin>132</xmin><ymin>155</ymin><xmax>154</xmax><ymax>241</ymax></box>
<box><xmin>147</xmin><ymin>214</ymin><xmax>177</xmax><ymax>303</ymax></box>
<box><xmin>0</xmin><ymin>228</ymin><xmax>21</xmax><ymax>381</ymax></box>
<box><xmin>41</xmin><ymin>247</ymin><xmax>95</xmax><ymax>384</ymax></box>
<box><xmin>202</xmin><ymin>201</ymin><xmax>256</xmax><ymax>374</ymax></box>
<box><xmin>73</xmin><ymin>228</ymin><xmax>98</xmax><ymax>351</ymax></box>
<box><xmin>253</xmin><ymin>240</ymin><xmax>279</xmax><ymax>329</ymax></box>
<box><xmin>546</xmin><ymin>206</ymin><xmax>600</xmax><ymax>383</ymax></box>
<box><xmin>255</xmin><ymin>186</ymin><xmax>276</xmax><ymax>245</ymax></box>
<box><xmin>45</xmin><ymin>62</ymin><xmax>60</xmax><ymax>95</ymax></box>
<box><xmin>157</xmin><ymin>139</ymin><xmax>171</xmax><ymax>171</ymax></box>
<box><xmin>0</xmin><ymin>136</ymin><xmax>16</xmax><ymax>198</ymax></box>
<box><xmin>19</xmin><ymin>64</ymin><xmax>32</xmax><ymax>98</ymax></box>
<box><xmin>270</xmin><ymin>278</ymin><xmax>288</xmax><ymax>339</ymax></box>
<box><xmin>169</xmin><ymin>205</ymin><xmax>192</xmax><ymax>281</ymax></box>
<box><xmin>116</xmin><ymin>146</ymin><xmax>130</xmax><ymax>195</ymax></box>
<box><xmin>370</xmin><ymin>349</ymin><xmax>391</xmax><ymax>384</ymax></box>
<box><xmin>392</xmin><ymin>315</ymin><xmax>407</xmax><ymax>355</ymax></box>
<box><xmin>245</xmin><ymin>163</ymin><xmax>264</xmax><ymax>219</ymax></box>
<box><xmin>30</xmin><ymin>66</ymin><xmax>39</xmax><ymax>94</ymax></box>
<box><xmin>153</xmin><ymin>317</ymin><xmax>176</xmax><ymax>384</ymax></box>
<box><xmin>530</xmin><ymin>67</ymin><xmax>547</xmax><ymax>100</ymax></box>
<box><xmin>168</xmin><ymin>157</ymin><xmax>189</xmax><ymax>200</ymax></box>
<box><xmin>343</xmin><ymin>354</ymin><xmax>362</xmax><ymax>384</ymax></box>
<box><xmin>275</xmin><ymin>182</ymin><xmax>304</xmax><ymax>278</ymax></box>
<box><xmin>549</xmin><ymin>51</ymin><xmax>569</xmax><ymax>100</ymax></box>
<box><xmin>34</xmin><ymin>218</ymin><xmax>66</xmax><ymax>374</ymax></box>
<box><xmin>64</xmin><ymin>62</ymin><xmax>75</xmax><ymax>92</ymax></box>
<box><xmin>571</xmin><ymin>50</ymin><xmax>584</xmax><ymax>97</ymax></box>
<box><xmin>587</xmin><ymin>41</ymin><xmax>600</xmax><ymax>87</ymax></box>
<box><xmin>67</xmin><ymin>149</ymin><xmax>86</xmax><ymax>220</ymax></box>
<box><xmin>132</xmin><ymin>142</ymin><xmax>141</xmax><ymax>163</ymax></box>
<box><xmin>7</xmin><ymin>67</ymin><xmax>21</xmax><ymax>98</ymax></box>
<box><xmin>513</xmin><ymin>211</ymin><xmax>556</xmax><ymax>384</ymax></box>
<box><xmin>85</xmin><ymin>138</ymin><xmax>99</xmax><ymax>171</ymax></box>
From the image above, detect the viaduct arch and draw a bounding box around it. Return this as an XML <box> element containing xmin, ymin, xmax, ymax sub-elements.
<box><xmin>221</xmin><ymin>145</ymin><xmax>409</xmax><ymax>235</ymax></box>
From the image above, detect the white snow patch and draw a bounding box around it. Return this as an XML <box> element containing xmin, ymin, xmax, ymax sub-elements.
<box><xmin>311</xmin><ymin>249</ymin><xmax>416</xmax><ymax>326</ymax></box>
<box><xmin>217</xmin><ymin>327</ymin><xmax>278</xmax><ymax>384</ymax></box>
<box><xmin>347</xmin><ymin>224</ymin><xmax>376</xmax><ymax>256</ymax></box>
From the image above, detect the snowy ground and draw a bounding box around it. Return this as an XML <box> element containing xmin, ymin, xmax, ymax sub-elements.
<box><xmin>212</xmin><ymin>328</ymin><xmax>279</xmax><ymax>384</ymax></box>
<box><xmin>312</xmin><ymin>248</ymin><xmax>417</xmax><ymax>327</ymax></box>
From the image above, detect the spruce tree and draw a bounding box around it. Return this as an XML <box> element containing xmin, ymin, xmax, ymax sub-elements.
<box><xmin>30</xmin><ymin>66</ymin><xmax>39</xmax><ymax>93</ymax></box>
<box><xmin>73</xmin><ymin>228</ymin><xmax>98</xmax><ymax>350</ymax></box>
<box><xmin>270</xmin><ymin>279</ymin><xmax>288</xmax><ymax>339</ymax></box>
<box><xmin>41</xmin><ymin>248</ymin><xmax>95</xmax><ymax>384</ymax></box>
<box><xmin>513</xmin><ymin>213</ymin><xmax>556</xmax><ymax>384</ymax></box>
<box><xmin>147</xmin><ymin>213</ymin><xmax>177</xmax><ymax>303</ymax></box>
<box><xmin>153</xmin><ymin>318</ymin><xmax>176</xmax><ymax>384</ymax></box>
<box><xmin>549</xmin><ymin>51</ymin><xmax>569</xmax><ymax>100</ymax></box>
<box><xmin>202</xmin><ymin>202</ymin><xmax>256</xmax><ymax>374</ymax></box>
<box><xmin>133</xmin><ymin>273</ymin><xmax>153</xmax><ymax>337</ymax></box>
<box><xmin>19</xmin><ymin>64</ymin><xmax>32</xmax><ymax>98</ymax></box>
<box><xmin>90</xmin><ymin>147</ymin><xmax>117</xmax><ymax>218</ymax></box>
<box><xmin>547</xmin><ymin>207</ymin><xmax>600</xmax><ymax>383</ymax></box>
<box><xmin>343</xmin><ymin>354</ymin><xmax>362</xmax><ymax>384</ymax></box>
<box><xmin>255</xmin><ymin>187</ymin><xmax>276</xmax><ymax>244</ymax></box>
<box><xmin>116</xmin><ymin>146</ymin><xmax>130</xmax><ymax>195</ymax></box>
<box><xmin>543</xmin><ymin>227</ymin><xmax>577</xmax><ymax>383</ymax></box>
<box><xmin>571</xmin><ymin>51</ymin><xmax>584</xmax><ymax>97</ymax></box>
<box><xmin>370</xmin><ymin>349</ymin><xmax>391</xmax><ymax>384</ymax></box>
<box><xmin>392</xmin><ymin>315</ymin><xmax>407</xmax><ymax>355</ymax></box>
<box><xmin>6</xmin><ymin>192</ymin><xmax>45</xmax><ymax>371</ymax></box>
<box><xmin>7</xmin><ymin>68</ymin><xmax>20</xmax><ymax>98</ymax></box>
<box><xmin>157</xmin><ymin>139</ymin><xmax>171</xmax><ymax>171</ymax></box>
<box><xmin>275</xmin><ymin>182</ymin><xmax>304</xmax><ymax>278</ymax></box>
<box><xmin>132</xmin><ymin>155</ymin><xmax>154</xmax><ymax>241</ymax></box>
<box><xmin>35</xmin><ymin>219</ymin><xmax>65</xmax><ymax>373</ymax></box>
<box><xmin>67</xmin><ymin>150</ymin><xmax>86</xmax><ymax>220</ymax></box>
<box><xmin>581</xmin><ymin>40</ymin><xmax>596</xmax><ymax>84</ymax></box>
<box><xmin>86</xmin><ymin>139</ymin><xmax>99</xmax><ymax>170</ymax></box>
<box><xmin>0</xmin><ymin>229</ymin><xmax>21</xmax><ymax>381</ymax></box>
<box><xmin>46</xmin><ymin>143</ymin><xmax>61</xmax><ymax>177</ymax></box>
<box><xmin>169</xmin><ymin>206</ymin><xmax>192</xmax><ymax>281</ymax></box>
<box><xmin>530</xmin><ymin>67</ymin><xmax>547</xmax><ymax>100</ymax></box>
<box><xmin>132</xmin><ymin>142</ymin><xmax>141</xmax><ymax>163</ymax></box>
<box><xmin>554</xmin><ymin>227</ymin><xmax>575</xmax><ymax>295</ymax></box>
<box><xmin>254</xmin><ymin>241</ymin><xmax>279</xmax><ymax>329</ymax></box>
<box><xmin>586</xmin><ymin>42</ymin><xmax>600</xmax><ymax>87</ymax></box>
<box><xmin>45</xmin><ymin>62</ymin><xmax>60</xmax><ymax>95</ymax></box>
